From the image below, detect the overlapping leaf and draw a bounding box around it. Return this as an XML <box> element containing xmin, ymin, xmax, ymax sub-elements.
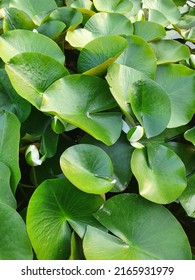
<box><xmin>93</xmin><ymin>0</ymin><xmax>133</xmax><ymax>13</ymax></box>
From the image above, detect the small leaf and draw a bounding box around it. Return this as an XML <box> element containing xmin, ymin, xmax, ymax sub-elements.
<box><xmin>83</xmin><ymin>194</ymin><xmax>192</xmax><ymax>260</ymax></box>
<box><xmin>77</xmin><ymin>35</ymin><xmax>128</xmax><ymax>76</ymax></box>
<box><xmin>179</xmin><ymin>174</ymin><xmax>195</xmax><ymax>218</ymax></box>
<box><xmin>93</xmin><ymin>0</ymin><xmax>133</xmax><ymax>13</ymax></box>
<box><xmin>133</xmin><ymin>21</ymin><xmax>166</xmax><ymax>42</ymax></box>
<box><xmin>127</xmin><ymin>126</ymin><xmax>144</xmax><ymax>142</ymax></box>
<box><xmin>60</xmin><ymin>144</ymin><xmax>116</xmax><ymax>194</ymax></box>
<box><xmin>0</xmin><ymin>202</ymin><xmax>33</xmax><ymax>260</ymax></box>
<box><xmin>25</xmin><ymin>145</ymin><xmax>45</xmax><ymax>166</ymax></box>
<box><xmin>184</xmin><ymin>126</ymin><xmax>195</xmax><ymax>146</ymax></box>
<box><xmin>131</xmin><ymin>144</ymin><xmax>187</xmax><ymax>204</ymax></box>
<box><xmin>130</xmin><ymin>79</ymin><xmax>171</xmax><ymax>138</ymax></box>
<box><xmin>26</xmin><ymin>178</ymin><xmax>104</xmax><ymax>259</ymax></box>
<box><xmin>150</xmin><ymin>40</ymin><xmax>190</xmax><ymax>64</ymax></box>
<box><xmin>36</xmin><ymin>21</ymin><xmax>66</xmax><ymax>39</ymax></box>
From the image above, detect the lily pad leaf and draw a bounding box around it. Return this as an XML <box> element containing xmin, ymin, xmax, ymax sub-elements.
<box><xmin>130</xmin><ymin>79</ymin><xmax>171</xmax><ymax>138</ymax></box>
<box><xmin>133</xmin><ymin>21</ymin><xmax>166</xmax><ymax>42</ymax></box>
<box><xmin>155</xmin><ymin>64</ymin><xmax>195</xmax><ymax>128</ymax></box>
<box><xmin>0</xmin><ymin>202</ymin><xmax>33</xmax><ymax>260</ymax></box>
<box><xmin>0</xmin><ymin>29</ymin><xmax>65</xmax><ymax>64</ymax></box>
<box><xmin>66</xmin><ymin>29</ymin><xmax>99</xmax><ymax>50</ymax></box>
<box><xmin>0</xmin><ymin>110</ymin><xmax>21</xmax><ymax>193</ymax></box>
<box><xmin>131</xmin><ymin>144</ymin><xmax>187</xmax><ymax>204</ymax></box>
<box><xmin>36</xmin><ymin>20</ymin><xmax>66</xmax><ymax>39</ymax></box>
<box><xmin>179</xmin><ymin>174</ymin><xmax>195</xmax><ymax>218</ymax></box>
<box><xmin>148</xmin><ymin>9</ymin><xmax>170</xmax><ymax>27</ymax></box>
<box><xmin>5</xmin><ymin>52</ymin><xmax>69</xmax><ymax>108</ymax></box>
<box><xmin>60</xmin><ymin>144</ymin><xmax>116</xmax><ymax>194</ymax></box>
<box><xmin>93</xmin><ymin>0</ymin><xmax>133</xmax><ymax>14</ymax></box>
<box><xmin>0</xmin><ymin>68</ymin><xmax>31</xmax><ymax>122</ymax></box>
<box><xmin>77</xmin><ymin>35</ymin><xmax>128</xmax><ymax>76</ymax></box>
<box><xmin>116</xmin><ymin>35</ymin><xmax>157</xmax><ymax>79</ymax></box>
<box><xmin>26</xmin><ymin>178</ymin><xmax>104</xmax><ymax>259</ymax></box>
<box><xmin>0</xmin><ymin>162</ymin><xmax>16</xmax><ymax>209</ymax></box>
<box><xmin>150</xmin><ymin>40</ymin><xmax>190</xmax><ymax>64</ymax></box>
<box><xmin>83</xmin><ymin>194</ymin><xmax>192</xmax><ymax>260</ymax></box>
<box><xmin>184</xmin><ymin>126</ymin><xmax>195</xmax><ymax>146</ymax></box>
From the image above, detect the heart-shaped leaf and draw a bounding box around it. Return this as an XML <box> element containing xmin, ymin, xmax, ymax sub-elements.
<box><xmin>155</xmin><ymin>64</ymin><xmax>195</xmax><ymax>128</ymax></box>
<box><xmin>77</xmin><ymin>35</ymin><xmax>128</xmax><ymax>76</ymax></box>
<box><xmin>130</xmin><ymin>79</ymin><xmax>171</xmax><ymax>138</ymax></box>
<box><xmin>0</xmin><ymin>29</ymin><xmax>65</xmax><ymax>64</ymax></box>
<box><xmin>131</xmin><ymin>144</ymin><xmax>187</xmax><ymax>204</ymax></box>
<box><xmin>0</xmin><ymin>202</ymin><xmax>33</xmax><ymax>260</ymax></box>
<box><xmin>0</xmin><ymin>110</ymin><xmax>20</xmax><ymax>192</ymax></box>
<box><xmin>83</xmin><ymin>194</ymin><xmax>192</xmax><ymax>260</ymax></box>
<box><xmin>116</xmin><ymin>35</ymin><xmax>157</xmax><ymax>79</ymax></box>
<box><xmin>133</xmin><ymin>21</ymin><xmax>166</xmax><ymax>42</ymax></box>
<box><xmin>179</xmin><ymin>174</ymin><xmax>195</xmax><ymax>218</ymax></box>
<box><xmin>93</xmin><ymin>0</ymin><xmax>133</xmax><ymax>13</ymax></box>
<box><xmin>26</xmin><ymin>178</ymin><xmax>104</xmax><ymax>259</ymax></box>
<box><xmin>60</xmin><ymin>144</ymin><xmax>116</xmax><ymax>194</ymax></box>
<box><xmin>150</xmin><ymin>40</ymin><xmax>190</xmax><ymax>64</ymax></box>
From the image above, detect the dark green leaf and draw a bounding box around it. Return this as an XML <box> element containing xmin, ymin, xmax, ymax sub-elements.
<box><xmin>36</xmin><ymin>21</ymin><xmax>66</xmax><ymax>39</ymax></box>
<box><xmin>179</xmin><ymin>174</ymin><xmax>195</xmax><ymax>218</ymax></box>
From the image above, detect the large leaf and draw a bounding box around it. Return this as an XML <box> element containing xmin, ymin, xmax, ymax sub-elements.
<box><xmin>0</xmin><ymin>29</ymin><xmax>65</xmax><ymax>64</ymax></box>
<box><xmin>130</xmin><ymin>79</ymin><xmax>171</xmax><ymax>138</ymax></box>
<box><xmin>143</xmin><ymin>0</ymin><xmax>181</xmax><ymax>24</ymax></box>
<box><xmin>0</xmin><ymin>110</ymin><xmax>20</xmax><ymax>192</ymax></box>
<box><xmin>5</xmin><ymin>52</ymin><xmax>69</xmax><ymax>108</ymax></box>
<box><xmin>133</xmin><ymin>21</ymin><xmax>166</xmax><ymax>42</ymax></box>
<box><xmin>77</xmin><ymin>35</ymin><xmax>128</xmax><ymax>76</ymax></box>
<box><xmin>26</xmin><ymin>178</ymin><xmax>104</xmax><ymax>260</ymax></box>
<box><xmin>131</xmin><ymin>144</ymin><xmax>187</xmax><ymax>204</ymax></box>
<box><xmin>0</xmin><ymin>202</ymin><xmax>33</xmax><ymax>260</ymax></box>
<box><xmin>155</xmin><ymin>64</ymin><xmax>195</xmax><ymax>128</ymax></box>
<box><xmin>83</xmin><ymin>194</ymin><xmax>192</xmax><ymax>260</ymax></box>
<box><xmin>106</xmin><ymin>63</ymin><xmax>148</xmax><ymax>121</ymax></box>
<box><xmin>116</xmin><ymin>35</ymin><xmax>157</xmax><ymax>79</ymax></box>
<box><xmin>60</xmin><ymin>144</ymin><xmax>115</xmax><ymax>194</ymax></box>
<box><xmin>150</xmin><ymin>40</ymin><xmax>190</xmax><ymax>64</ymax></box>
<box><xmin>179</xmin><ymin>174</ymin><xmax>195</xmax><ymax>218</ymax></box>
<box><xmin>41</xmin><ymin>74</ymin><xmax>122</xmax><ymax>145</ymax></box>
<box><xmin>0</xmin><ymin>162</ymin><xmax>16</xmax><ymax>208</ymax></box>
<box><xmin>93</xmin><ymin>0</ymin><xmax>133</xmax><ymax>14</ymax></box>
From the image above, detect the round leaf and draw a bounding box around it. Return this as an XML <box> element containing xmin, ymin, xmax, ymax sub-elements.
<box><xmin>150</xmin><ymin>40</ymin><xmax>190</xmax><ymax>64</ymax></box>
<box><xmin>155</xmin><ymin>64</ymin><xmax>195</xmax><ymax>128</ymax></box>
<box><xmin>36</xmin><ymin>21</ymin><xmax>66</xmax><ymax>39</ymax></box>
<box><xmin>116</xmin><ymin>35</ymin><xmax>157</xmax><ymax>79</ymax></box>
<box><xmin>131</xmin><ymin>144</ymin><xmax>187</xmax><ymax>204</ymax></box>
<box><xmin>93</xmin><ymin>0</ymin><xmax>133</xmax><ymax>14</ymax></box>
<box><xmin>133</xmin><ymin>21</ymin><xmax>166</xmax><ymax>42</ymax></box>
<box><xmin>26</xmin><ymin>178</ymin><xmax>104</xmax><ymax>259</ymax></box>
<box><xmin>83</xmin><ymin>194</ymin><xmax>192</xmax><ymax>260</ymax></box>
<box><xmin>179</xmin><ymin>174</ymin><xmax>195</xmax><ymax>218</ymax></box>
<box><xmin>60</xmin><ymin>144</ymin><xmax>116</xmax><ymax>194</ymax></box>
<box><xmin>77</xmin><ymin>35</ymin><xmax>128</xmax><ymax>76</ymax></box>
<box><xmin>0</xmin><ymin>202</ymin><xmax>33</xmax><ymax>260</ymax></box>
<box><xmin>0</xmin><ymin>29</ymin><xmax>65</xmax><ymax>64</ymax></box>
<box><xmin>130</xmin><ymin>79</ymin><xmax>171</xmax><ymax>138</ymax></box>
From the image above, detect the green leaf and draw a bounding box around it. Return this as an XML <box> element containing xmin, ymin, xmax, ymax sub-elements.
<box><xmin>0</xmin><ymin>29</ymin><xmax>65</xmax><ymax>64</ymax></box>
<box><xmin>26</xmin><ymin>178</ymin><xmax>104</xmax><ymax>259</ymax></box>
<box><xmin>41</xmin><ymin>74</ymin><xmax>122</xmax><ymax>145</ymax></box>
<box><xmin>133</xmin><ymin>21</ymin><xmax>166</xmax><ymax>42</ymax></box>
<box><xmin>77</xmin><ymin>35</ymin><xmax>128</xmax><ymax>76</ymax></box>
<box><xmin>184</xmin><ymin>126</ymin><xmax>195</xmax><ymax>146</ymax></box>
<box><xmin>131</xmin><ymin>144</ymin><xmax>187</xmax><ymax>204</ymax></box>
<box><xmin>48</xmin><ymin>6</ymin><xmax>83</xmax><ymax>31</ymax></box>
<box><xmin>0</xmin><ymin>68</ymin><xmax>31</xmax><ymax>122</ymax></box>
<box><xmin>83</xmin><ymin>194</ymin><xmax>192</xmax><ymax>260</ymax></box>
<box><xmin>93</xmin><ymin>0</ymin><xmax>133</xmax><ymax>14</ymax></box>
<box><xmin>9</xmin><ymin>0</ymin><xmax>57</xmax><ymax>19</ymax></box>
<box><xmin>85</xmin><ymin>12</ymin><xmax>133</xmax><ymax>36</ymax></box>
<box><xmin>40</xmin><ymin>120</ymin><xmax>59</xmax><ymax>158</ymax></box>
<box><xmin>148</xmin><ymin>9</ymin><xmax>170</xmax><ymax>27</ymax></box>
<box><xmin>150</xmin><ymin>40</ymin><xmax>190</xmax><ymax>64</ymax></box>
<box><xmin>179</xmin><ymin>174</ymin><xmax>195</xmax><ymax>218</ymax></box>
<box><xmin>0</xmin><ymin>110</ymin><xmax>20</xmax><ymax>192</ymax></box>
<box><xmin>106</xmin><ymin>63</ymin><xmax>148</xmax><ymax>121</ymax></box>
<box><xmin>0</xmin><ymin>202</ymin><xmax>33</xmax><ymax>260</ymax></box>
<box><xmin>143</xmin><ymin>0</ymin><xmax>181</xmax><ymax>24</ymax></box>
<box><xmin>155</xmin><ymin>64</ymin><xmax>195</xmax><ymax>128</ymax></box>
<box><xmin>0</xmin><ymin>162</ymin><xmax>16</xmax><ymax>208</ymax></box>
<box><xmin>0</xmin><ymin>7</ymin><xmax>35</xmax><ymax>31</ymax></box>
<box><xmin>60</xmin><ymin>144</ymin><xmax>116</xmax><ymax>194</ymax></box>
<box><xmin>116</xmin><ymin>35</ymin><xmax>157</xmax><ymax>79</ymax></box>
<box><xmin>130</xmin><ymin>79</ymin><xmax>171</xmax><ymax>138</ymax></box>
<box><xmin>36</xmin><ymin>20</ymin><xmax>66</xmax><ymax>39</ymax></box>
<box><xmin>5</xmin><ymin>52</ymin><xmax>69</xmax><ymax>108</ymax></box>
